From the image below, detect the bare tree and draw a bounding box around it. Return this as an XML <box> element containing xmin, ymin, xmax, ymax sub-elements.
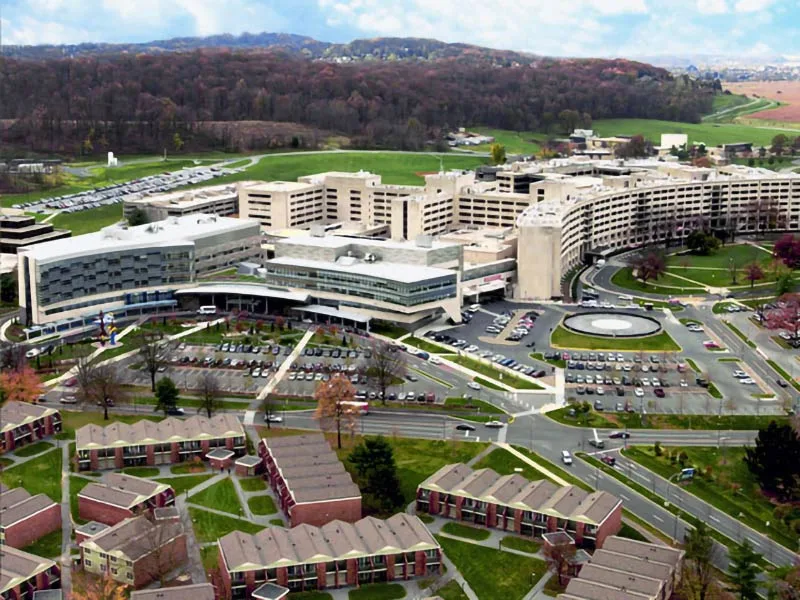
<box><xmin>544</xmin><ymin>540</ymin><xmax>577</xmax><ymax>586</ymax></box>
<box><xmin>88</xmin><ymin>363</ymin><xmax>128</xmax><ymax>421</ymax></box>
<box><xmin>137</xmin><ymin>331</ymin><xmax>173</xmax><ymax>392</ymax></box>
<box><xmin>0</xmin><ymin>342</ymin><xmax>26</xmax><ymax>371</ymax></box>
<box><xmin>197</xmin><ymin>372</ymin><xmax>222</xmax><ymax>418</ymax></box>
<box><xmin>366</xmin><ymin>339</ymin><xmax>406</xmax><ymax>405</ymax></box>
<box><xmin>314</xmin><ymin>374</ymin><xmax>358</xmax><ymax>449</ymax></box>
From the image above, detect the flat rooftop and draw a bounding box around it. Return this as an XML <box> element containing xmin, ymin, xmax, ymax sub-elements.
<box><xmin>126</xmin><ymin>184</ymin><xmax>239</xmax><ymax>207</ymax></box>
<box><xmin>243</xmin><ymin>180</ymin><xmax>320</xmax><ymax>192</ymax></box>
<box><xmin>267</xmin><ymin>256</ymin><xmax>455</xmax><ymax>284</ymax></box>
<box><xmin>275</xmin><ymin>234</ymin><xmax>457</xmax><ymax>251</ymax></box>
<box><xmin>19</xmin><ymin>214</ymin><xmax>258</xmax><ymax>263</ymax></box>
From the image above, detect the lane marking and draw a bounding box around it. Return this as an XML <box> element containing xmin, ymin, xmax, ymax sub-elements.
<box><xmin>653</xmin><ymin>515</ymin><xmax>664</xmax><ymax>523</ymax></box>
<box><xmin>709</xmin><ymin>515</ymin><xmax>721</xmax><ymax>523</ymax></box>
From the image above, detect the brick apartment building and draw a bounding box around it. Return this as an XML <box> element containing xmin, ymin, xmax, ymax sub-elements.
<box><xmin>78</xmin><ymin>474</ymin><xmax>175</xmax><ymax>525</ymax></box>
<box><xmin>0</xmin><ymin>484</ymin><xmax>60</xmax><ymax>549</ymax></box>
<box><xmin>558</xmin><ymin>536</ymin><xmax>685</xmax><ymax>600</ymax></box>
<box><xmin>217</xmin><ymin>514</ymin><xmax>441</xmax><ymax>599</ymax></box>
<box><xmin>130</xmin><ymin>584</ymin><xmax>215</xmax><ymax>600</ymax></box>
<box><xmin>258</xmin><ymin>434</ymin><xmax>361</xmax><ymax>527</ymax></box>
<box><xmin>75</xmin><ymin>415</ymin><xmax>246</xmax><ymax>471</ymax></box>
<box><xmin>79</xmin><ymin>511</ymin><xmax>187</xmax><ymax>589</ymax></box>
<box><xmin>0</xmin><ymin>403</ymin><xmax>62</xmax><ymax>454</ymax></box>
<box><xmin>417</xmin><ymin>464</ymin><xmax>622</xmax><ymax>549</ymax></box>
<box><xmin>0</xmin><ymin>545</ymin><xmax>61</xmax><ymax>599</ymax></box>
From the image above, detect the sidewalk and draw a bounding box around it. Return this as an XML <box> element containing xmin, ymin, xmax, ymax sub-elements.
<box><xmin>59</xmin><ymin>445</ymin><xmax>73</xmax><ymax>596</ymax></box>
<box><xmin>255</xmin><ymin>328</ymin><xmax>315</xmax><ymax>406</ymax></box>
<box><xmin>492</xmin><ymin>442</ymin><xmax>568</xmax><ymax>486</ymax></box>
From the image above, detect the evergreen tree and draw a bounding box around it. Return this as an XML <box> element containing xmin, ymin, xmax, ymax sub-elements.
<box><xmin>348</xmin><ymin>436</ymin><xmax>404</xmax><ymax>513</ymax></box>
<box><xmin>728</xmin><ymin>540</ymin><xmax>762</xmax><ymax>600</ymax></box>
<box><xmin>154</xmin><ymin>377</ymin><xmax>179</xmax><ymax>415</ymax></box>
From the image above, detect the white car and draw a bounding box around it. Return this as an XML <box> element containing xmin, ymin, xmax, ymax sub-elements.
<box><xmin>740</xmin><ymin>378</ymin><xmax>755</xmax><ymax>385</ymax></box>
<box><xmin>484</xmin><ymin>420</ymin><xmax>506</xmax><ymax>429</ymax></box>
<box><xmin>429</xmin><ymin>356</ymin><xmax>442</xmax><ymax>365</ymax></box>
<box><xmin>596</xmin><ymin>386</ymin><xmax>605</xmax><ymax>395</ymax></box>
<box><xmin>641</xmin><ymin>377</ymin><xmax>651</xmax><ymax>386</ymax></box>
<box><xmin>732</xmin><ymin>370</ymin><xmax>747</xmax><ymax>378</ymax></box>
<box><xmin>651</xmin><ymin>378</ymin><xmax>661</xmax><ymax>387</ymax></box>
<box><xmin>467</xmin><ymin>381</ymin><xmax>481</xmax><ymax>391</ymax></box>
<box><xmin>466</xmin><ymin>345</ymin><xmax>479</xmax><ymax>353</ymax></box>
<box><xmin>634</xmin><ymin>387</ymin><xmax>645</xmax><ymax>397</ymax></box>
<box><xmin>561</xmin><ymin>450</ymin><xmax>573</xmax><ymax>465</ymax></box>
<box><xmin>680</xmin><ymin>380</ymin><xmax>689</xmax><ymax>387</ymax></box>
<box><xmin>25</xmin><ymin>347</ymin><xmax>41</xmax><ymax>359</ymax></box>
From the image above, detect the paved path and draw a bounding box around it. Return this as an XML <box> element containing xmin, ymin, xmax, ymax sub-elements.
<box><xmin>254</xmin><ymin>328</ymin><xmax>315</xmax><ymax>407</ymax></box>
<box><xmin>59</xmin><ymin>445</ymin><xmax>73</xmax><ymax>595</ymax></box>
<box><xmin>493</xmin><ymin>442</ymin><xmax>569</xmax><ymax>486</ymax></box>
<box><xmin>175</xmin><ymin>494</ymin><xmax>208</xmax><ymax>584</ymax></box>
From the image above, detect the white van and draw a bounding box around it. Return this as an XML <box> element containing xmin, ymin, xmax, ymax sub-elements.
<box><xmin>468</xmin><ymin>304</ymin><xmax>481</xmax><ymax>312</ymax></box>
<box><xmin>561</xmin><ymin>450</ymin><xmax>573</xmax><ymax>465</ymax></box>
<box><xmin>617</xmin><ymin>294</ymin><xmax>633</xmax><ymax>302</ymax></box>
<box><xmin>197</xmin><ymin>305</ymin><xmax>218</xmax><ymax>315</ymax></box>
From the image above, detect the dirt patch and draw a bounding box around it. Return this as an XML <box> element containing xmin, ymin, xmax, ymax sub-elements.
<box><xmin>725</xmin><ymin>81</ymin><xmax>800</xmax><ymax>122</ymax></box>
<box><xmin>414</xmin><ymin>171</ymin><xmax>438</xmax><ymax>177</ymax></box>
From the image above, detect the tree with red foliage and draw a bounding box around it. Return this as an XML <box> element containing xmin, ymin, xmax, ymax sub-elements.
<box><xmin>314</xmin><ymin>374</ymin><xmax>358</xmax><ymax>449</ymax></box>
<box><xmin>544</xmin><ymin>540</ymin><xmax>577</xmax><ymax>586</ymax></box>
<box><xmin>774</xmin><ymin>234</ymin><xmax>800</xmax><ymax>269</ymax></box>
<box><xmin>743</xmin><ymin>262</ymin><xmax>765</xmax><ymax>289</ymax></box>
<box><xmin>628</xmin><ymin>251</ymin><xmax>667</xmax><ymax>286</ymax></box>
<box><xmin>765</xmin><ymin>294</ymin><xmax>800</xmax><ymax>340</ymax></box>
<box><xmin>0</xmin><ymin>366</ymin><xmax>43</xmax><ymax>404</ymax></box>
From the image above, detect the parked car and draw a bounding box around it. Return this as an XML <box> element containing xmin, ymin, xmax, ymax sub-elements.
<box><xmin>467</xmin><ymin>381</ymin><xmax>481</xmax><ymax>391</ymax></box>
<box><xmin>484</xmin><ymin>420</ymin><xmax>505</xmax><ymax>429</ymax></box>
<box><xmin>166</xmin><ymin>407</ymin><xmax>185</xmax><ymax>416</ymax></box>
<box><xmin>455</xmin><ymin>423</ymin><xmax>476</xmax><ymax>432</ymax></box>
<box><xmin>609</xmin><ymin>431</ymin><xmax>631</xmax><ymax>439</ymax></box>
<box><xmin>59</xmin><ymin>395</ymin><xmax>78</xmax><ymax>404</ymax></box>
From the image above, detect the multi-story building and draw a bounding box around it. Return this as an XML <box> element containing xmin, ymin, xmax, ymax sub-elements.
<box><xmin>257</xmin><ymin>434</ymin><xmax>361</xmax><ymax>527</ymax></box>
<box><xmin>122</xmin><ymin>184</ymin><xmax>240</xmax><ymax>222</ymax></box>
<box><xmin>130</xmin><ymin>584</ymin><xmax>215</xmax><ymax>600</ymax></box>
<box><xmin>78</xmin><ymin>473</ymin><xmax>175</xmax><ymax>525</ymax></box>
<box><xmin>75</xmin><ymin>416</ymin><xmax>246</xmax><ymax>472</ymax></box>
<box><xmin>0</xmin><ymin>546</ymin><xmax>61</xmax><ymax>600</ymax></box>
<box><xmin>79</xmin><ymin>512</ymin><xmax>187</xmax><ymax>588</ymax></box>
<box><xmin>0</xmin><ymin>484</ymin><xmax>60</xmax><ymax>549</ymax></box>
<box><xmin>558</xmin><ymin>536</ymin><xmax>684</xmax><ymax>600</ymax></box>
<box><xmin>417</xmin><ymin>464</ymin><xmax>622</xmax><ymax>549</ymax></box>
<box><xmin>0</xmin><ymin>402</ymin><xmax>61</xmax><ymax>454</ymax></box>
<box><xmin>0</xmin><ymin>216</ymin><xmax>70</xmax><ymax>254</ymax></box>
<box><xmin>17</xmin><ymin>214</ymin><xmax>261</xmax><ymax>329</ymax></box>
<box><xmin>217</xmin><ymin>514</ymin><xmax>441</xmax><ymax>598</ymax></box>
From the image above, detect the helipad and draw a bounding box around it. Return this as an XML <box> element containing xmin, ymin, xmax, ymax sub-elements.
<box><xmin>563</xmin><ymin>312</ymin><xmax>662</xmax><ymax>338</ymax></box>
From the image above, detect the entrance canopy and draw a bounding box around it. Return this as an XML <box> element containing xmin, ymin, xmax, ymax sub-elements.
<box><xmin>292</xmin><ymin>304</ymin><xmax>371</xmax><ymax>325</ymax></box>
<box><xmin>176</xmin><ymin>284</ymin><xmax>309</xmax><ymax>303</ymax></box>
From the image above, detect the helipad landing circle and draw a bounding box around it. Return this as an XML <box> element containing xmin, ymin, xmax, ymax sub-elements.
<box><xmin>563</xmin><ymin>312</ymin><xmax>661</xmax><ymax>338</ymax></box>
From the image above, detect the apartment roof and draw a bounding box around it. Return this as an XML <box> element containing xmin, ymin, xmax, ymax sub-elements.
<box><xmin>0</xmin><ymin>546</ymin><xmax>57</xmax><ymax>594</ymax></box>
<box><xmin>578</xmin><ymin>564</ymin><xmax>664</xmax><ymax>598</ymax></box>
<box><xmin>76</xmin><ymin>414</ymin><xmax>244</xmax><ymax>450</ymax></box>
<box><xmin>262</xmin><ymin>434</ymin><xmax>360</xmax><ymax>507</ymax></box>
<box><xmin>0</xmin><ymin>402</ymin><xmax>59</xmax><ymax>434</ymax></box>
<box><xmin>219</xmin><ymin>513</ymin><xmax>438</xmax><ymax>572</ymax></box>
<box><xmin>0</xmin><ymin>487</ymin><xmax>58</xmax><ymax>528</ymax></box>
<box><xmin>601</xmin><ymin>537</ymin><xmax>684</xmax><ymax>567</ymax></box>
<box><xmin>130</xmin><ymin>584</ymin><xmax>216</xmax><ymax>600</ymax></box>
<box><xmin>236</xmin><ymin>455</ymin><xmax>262</xmax><ymax>467</ymax></box>
<box><xmin>80</xmin><ymin>515</ymin><xmax>184</xmax><ymax>562</ymax></box>
<box><xmin>79</xmin><ymin>474</ymin><xmax>171</xmax><ymax>510</ymax></box>
<box><xmin>20</xmin><ymin>214</ymin><xmax>258</xmax><ymax>263</ymax></box>
<box><xmin>74</xmin><ymin>521</ymin><xmax>110</xmax><ymax>538</ymax></box>
<box><xmin>565</xmin><ymin>579</ymin><xmax>651</xmax><ymax>600</ymax></box>
<box><xmin>589</xmin><ymin>550</ymin><xmax>673</xmax><ymax>582</ymax></box>
<box><xmin>267</xmin><ymin>256</ymin><xmax>455</xmax><ymax>285</ymax></box>
<box><xmin>419</xmin><ymin>464</ymin><xmax>620</xmax><ymax>526</ymax></box>
<box><xmin>207</xmin><ymin>448</ymin><xmax>235</xmax><ymax>460</ymax></box>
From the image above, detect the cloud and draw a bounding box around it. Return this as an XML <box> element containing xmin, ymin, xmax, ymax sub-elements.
<box><xmin>733</xmin><ymin>0</ymin><xmax>774</xmax><ymax>12</ymax></box>
<box><xmin>696</xmin><ymin>0</ymin><xmax>727</xmax><ymax>14</ymax></box>
<box><xmin>5</xmin><ymin>15</ymin><xmax>93</xmax><ymax>45</ymax></box>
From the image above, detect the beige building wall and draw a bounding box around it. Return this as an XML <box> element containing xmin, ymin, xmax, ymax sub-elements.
<box><xmin>516</xmin><ymin>223</ymin><xmax>563</xmax><ymax>299</ymax></box>
<box><xmin>239</xmin><ymin>182</ymin><xmax>324</xmax><ymax>228</ymax></box>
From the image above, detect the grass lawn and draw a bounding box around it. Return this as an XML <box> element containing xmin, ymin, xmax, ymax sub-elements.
<box><xmin>239</xmin><ymin>477</ymin><xmax>267</xmax><ymax>492</ymax></box>
<box><xmin>288</xmin><ymin>593</ymin><xmax>333</xmax><ymax>600</ymax></box>
<box><xmin>499</xmin><ymin>536</ymin><xmax>541</xmax><ymax>554</ymax></box>
<box><xmin>200</xmin><ymin>546</ymin><xmax>219</xmax><ymax>572</ymax></box>
<box><xmin>766</xmin><ymin>359</ymin><xmax>800</xmax><ymax>392</ymax></box>
<box><xmin>707</xmin><ymin>382</ymin><xmax>723</xmax><ymax>399</ymax></box>
<box><xmin>610</xmin><ymin>267</ymin><xmax>704</xmax><ymax>295</ymax></box>
<box><xmin>441</xmin><ymin>522</ymin><xmax>491</xmax><ymax>541</ymax></box>
<box><xmin>417</xmin><ymin>513</ymin><xmax>434</xmax><ymax>524</ymax></box>
<box><xmin>511</xmin><ymin>446</ymin><xmax>591</xmax><ymax>491</ymax></box>
<box><xmin>21</xmin><ymin>529</ymin><xmax>62</xmax><ymax>559</ymax></box>
<box><xmin>474</xmin><ymin>376</ymin><xmax>505</xmax><ymax>391</ymax></box>
<box><xmin>473</xmin><ymin>448</ymin><xmax>544</xmax><ymax>481</ymax></box>
<box><xmin>551</xmin><ymin>325</ymin><xmax>680</xmax><ymax>352</ymax></box>
<box><xmin>248</xmin><ymin>495</ymin><xmax>278</xmax><ymax>516</ymax></box>
<box><xmin>50</xmin><ymin>202</ymin><xmax>124</xmax><ymax>235</ymax></box>
<box><xmin>269</xmin><ymin>518</ymin><xmax>286</xmax><ymax>526</ymax></box>
<box><xmin>617</xmin><ymin>523</ymin><xmax>649</xmax><ymax>542</ymax></box>
<box><xmin>1</xmin><ymin>449</ymin><xmax>62</xmax><ymax>501</ymax></box>
<box><xmin>348</xmin><ymin>583</ymin><xmax>406</xmax><ymax>600</ymax></box>
<box><xmin>121</xmin><ymin>466</ymin><xmax>160</xmax><ymax>478</ymax></box>
<box><xmin>403</xmin><ymin>337</ymin><xmax>446</xmax><ymax>354</ymax></box>
<box><xmin>170</xmin><ymin>463</ymin><xmax>208</xmax><ymax>475</ymax></box>
<box><xmin>624</xmin><ymin>446</ymin><xmax>797</xmax><ymax>550</ymax></box>
<box><xmin>189</xmin><ymin>477</ymin><xmax>242</xmax><ymax>515</ymax></box>
<box><xmin>446</xmin><ymin>355</ymin><xmax>543</xmax><ymax>389</ymax></box>
<box><xmin>13</xmin><ymin>441</ymin><xmax>55</xmax><ymax>457</ymax></box>
<box><xmin>188</xmin><ymin>507</ymin><xmax>264</xmax><ymax>543</ymax></box>
<box><xmin>155</xmin><ymin>474</ymin><xmax>214</xmax><ymax>497</ymax></box>
<box><xmin>70</xmin><ymin>475</ymin><xmax>94</xmax><ymax>523</ymax></box>
<box><xmin>443</xmin><ymin>397</ymin><xmax>504</xmax><ymax>415</ymax></box>
<box><xmin>437</xmin><ymin>580</ymin><xmax>470</xmax><ymax>600</ymax></box>
<box><xmin>436</xmin><ymin>535</ymin><xmax>547</xmax><ymax>600</ymax></box>
<box><xmin>666</xmin><ymin>245</ymin><xmax>772</xmax><ymax>269</ymax></box>
<box><xmin>592</xmin><ymin>118</ymin><xmax>791</xmax><ymax>147</ymax></box>
<box><xmin>548</xmin><ymin>406</ymin><xmax>787</xmax><ymax>430</ymax></box>
<box><xmin>532</xmin><ymin>352</ymin><xmax>566</xmax><ymax>368</ymax></box>
<box><xmin>60</xmin><ymin>411</ymin><xmax>162</xmax><ymax>436</ymax></box>
<box><xmin>371</xmin><ymin>322</ymin><xmax>409</xmax><ymax>339</ymax></box>
<box><xmin>470</xmin><ymin>128</ymin><xmax>542</xmax><ymax>155</ymax></box>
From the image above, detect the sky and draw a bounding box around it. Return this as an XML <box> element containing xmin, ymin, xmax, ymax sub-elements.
<box><xmin>0</xmin><ymin>0</ymin><xmax>794</xmax><ymax>59</ymax></box>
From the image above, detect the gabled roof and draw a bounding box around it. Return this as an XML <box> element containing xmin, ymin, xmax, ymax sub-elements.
<box><xmin>76</xmin><ymin>415</ymin><xmax>244</xmax><ymax>450</ymax></box>
<box><xmin>0</xmin><ymin>486</ymin><xmax>58</xmax><ymax>528</ymax></box>
<box><xmin>219</xmin><ymin>514</ymin><xmax>438</xmax><ymax>572</ymax></box>
<box><xmin>80</xmin><ymin>515</ymin><xmax>184</xmax><ymax>562</ymax></box>
<box><xmin>0</xmin><ymin>402</ymin><xmax>59</xmax><ymax>434</ymax></box>
<box><xmin>0</xmin><ymin>546</ymin><xmax>57</xmax><ymax>594</ymax></box>
<box><xmin>601</xmin><ymin>537</ymin><xmax>684</xmax><ymax>567</ymax></box>
<box><xmin>78</xmin><ymin>473</ymin><xmax>171</xmax><ymax>510</ymax></box>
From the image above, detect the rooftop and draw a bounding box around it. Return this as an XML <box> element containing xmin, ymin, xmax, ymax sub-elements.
<box><xmin>219</xmin><ymin>513</ymin><xmax>438</xmax><ymax>572</ymax></box>
<box><xmin>0</xmin><ymin>402</ymin><xmax>59</xmax><ymax>435</ymax></box>
<box><xmin>267</xmin><ymin>256</ymin><xmax>455</xmax><ymax>285</ymax></box>
<box><xmin>80</xmin><ymin>515</ymin><xmax>184</xmax><ymax>561</ymax></box>
<box><xmin>0</xmin><ymin>546</ymin><xmax>57</xmax><ymax>594</ymax></box>
<box><xmin>243</xmin><ymin>180</ymin><xmax>321</xmax><ymax>192</ymax></box>
<box><xmin>19</xmin><ymin>214</ymin><xmax>258</xmax><ymax>263</ymax></box>
<box><xmin>76</xmin><ymin>414</ymin><xmax>244</xmax><ymax>450</ymax></box>
<box><xmin>0</xmin><ymin>486</ymin><xmax>58</xmax><ymax>528</ymax></box>
<box><xmin>275</xmin><ymin>233</ymin><xmax>456</xmax><ymax>252</ymax></box>
<box><xmin>74</xmin><ymin>521</ymin><xmax>110</xmax><ymax>538</ymax></box>
<box><xmin>78</xmin><ymin>473</ymin><xmax>171</xmax><ymax>510</ymax></box>
<box><xmin>125</xmin><ymin>184</ymin><xmax>239</xmax><ymax>208</ymax></box>
<box><xmin>130</xmin><ymin>584</ymin><xmax>215</xmax><ymax>600</ymax></box>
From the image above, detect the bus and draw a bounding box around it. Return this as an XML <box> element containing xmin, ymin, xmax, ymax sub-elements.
<box><xmin>341</xmin><ymin>401</ymin><xmax>370</xmax><ymax>415</ymax></box>
<box><xmin>197</xmin><ymin>305</ymin><xmax>218</xmax><ymax>315</ymax></box>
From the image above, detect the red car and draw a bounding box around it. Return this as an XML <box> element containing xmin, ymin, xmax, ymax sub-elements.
<box><xmin>64</xmin><ymin>377</ymin><xmax>77</xmax><ymax>388</ymax></box>
<box><xmin>654</xmin><ymin>387</ymin><xmax>665</xmax><ymax>398</ymax></box>
<box><xmin>600</xmin><ymin>455</ymin><xmax>617</xmax><ymax>466</ymax></box>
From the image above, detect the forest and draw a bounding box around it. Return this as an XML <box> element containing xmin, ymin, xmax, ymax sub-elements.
<box><xmin>0</xmin><ymin>50</ymin><xmax>715</xmax><ymax>156</ymax></box>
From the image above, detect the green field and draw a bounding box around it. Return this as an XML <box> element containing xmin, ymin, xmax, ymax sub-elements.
<box><xmin>592</xmin><ymin>118</ymin><xmax>795</xmax><ymax>147</ymax></box>
<box><xmin>1</xmin><ymin>449</ymin><xmax>62</xmax><ymax>501</ymax></box>
<box><xmin>473</xmin><ymin>448</ymin><xmax>544</xmax><ymax>482</ymax></box>
<box><xmin>710</xmin><ymin>93</ymin><xmax>751</xmax><ymax>114</ymax></box>
<box><xmin>666</xmin><ymin>245</ymin><xmax>772</xmax><ymax>269</ymax></box>
<box><xmin>611</xmin><ymin>267</ymin><xmax>705</xmax><ymax>296</ymax></box>
<box><xmin>187</xmin><ymin>477</ymin><xmax>242</xmax><ymax>515</ymax></box>
<box><xmin>441</xmin><ymin>521</ymin><xmax>491</xmax><ymax>541</ymax></box>
<box><xmin>188</xmin><ymin>507</ymin><xmax>264</xmax><ymax>543</ymax></box>
<box><xmin>248</xmin><ymin>495</ymin><xmax>278</xmax><ymax>515</ymax></box>
<box><xmin>156</xmin><ymin>474</ymin><xmax>215</xmax><ymax>497</ymax></box>
<box><xmin>470</xmin><ymin>128</ymin><xmax>542</xmax><ymax>155</ymax></box>
<box><xmin>551</xmin><ymin>325</ymin><xmax>680</xmax><ymax>352</ymax></box>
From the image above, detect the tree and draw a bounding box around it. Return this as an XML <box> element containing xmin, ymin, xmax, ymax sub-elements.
<box><xmin>0</xmin><ymin>366</ymin><xmax>43</xmax><ymax>404</ymax></box>
<box><xmin>0</xmin><ymin>270</ymin><xmax>17</xmax><ymax>304</ymax></box>
<box><xmin>681</xmin><ymin>522</ymin><xmax>719</xmax><ymax>600</ymax></box>
<box><xmin>765</xmin><ymin>294</ymin><xmax>800</xmax><ymax>342</ymax></box>
<box><xmin>0</xmin><ymin>342</ymin><xmax>26</xmax><ymax>372</ymax></box>
<box><xmin>489</xmin><ymin>143</ymin><xmax>506</xmax><ymax>165</ymax></box>
<box><xmin>137</xmin><ymin>331</ymin><xmax>172</xmax><ymax>392</ymax></box>
<box><xmin>78</xmin><ymin>362</ymin><xmax>127</xmax><ymax>421</ymax></box>
<box><xmin>366</xmin><ymin>340</ymin><xmax>406</xmax><ymax>406</ymax></box>
<box><xmin>743</xmin><ymin>262</ymin><xmax>765</xmax><ymax>289</ymax></box>
<box><xmin>172</xmin><ymin>132</ymin><xmax>184</xmax><ymax>152</ymax></box>
<box><xmin>154</xmin><ymin>377</ymin><xmax>180</xmax><ymax>415</ymax></box>
<box><xmin>127</xmin><ymin>207</ymin><xmax>149</xmax><ymax>226</ymax></box>
<box><xmin>744</xmin><ymin>421</ymin><xmax>800</xmax><ymax>501</ymax></box>
<box><xmin>686</xmin><ymin>230</ymin><xmax>721</xmax><ymax>256</ymax></box>
<box><xmin>772</xmin><ymin>564</ymin><xmax>800</xmax><ymax>600</ymax></box>
<box><xmin>776</xmin><ymin>274</ymin><xmax>794</xmax><ymax>296</ymax></box>
<box><xmin>314</xmin><ymin>374</ymin><xmax>357</xmax><ymax>449</ymax></box>
<box><xmin>197</xmin><ymin>372</ymin><xmax>221</xmax><ymax>418</ymax></box>
<box><xmin>70</xmin><ymin>571</ymin><xmax>128</xmax><ymax>600</ymax></box>
<box><xmin>615</xmin><ymin>135</ymin><xmax>652</xmax><ymax>158</ymax></box>
<box><xmin>728</xmin><ymin>540</ymin><xmax>762</xmax><ymax>600</ymax></box>
<box><xmin>774</xmin><ymin>234</ymin><xmax>800</xmax><ymax>269</ymax></box>
<box><xmin>772</xmin><ymin>134</ymin><xmax>789</xmax><ymax>156</ymax></box>
<box><xmin>347</xmin><ymin>436</ymin><xmax>404</xmax><ymax>513</ymax></box>
<box><xmin>544</xmin><ymin>539</ymin><xmax>576</xmax><ymax>586</ymax></box>
<box><xmin>628</xmin><ymin>251</ymin><xmax>666</xmax><ymax>286</ymax></box>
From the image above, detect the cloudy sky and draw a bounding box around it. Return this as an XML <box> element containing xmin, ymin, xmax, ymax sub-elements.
<box><xmin>0</xmin><ymin>0</ymin><xmax>792</xmax><ymax>58</ymax></box>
